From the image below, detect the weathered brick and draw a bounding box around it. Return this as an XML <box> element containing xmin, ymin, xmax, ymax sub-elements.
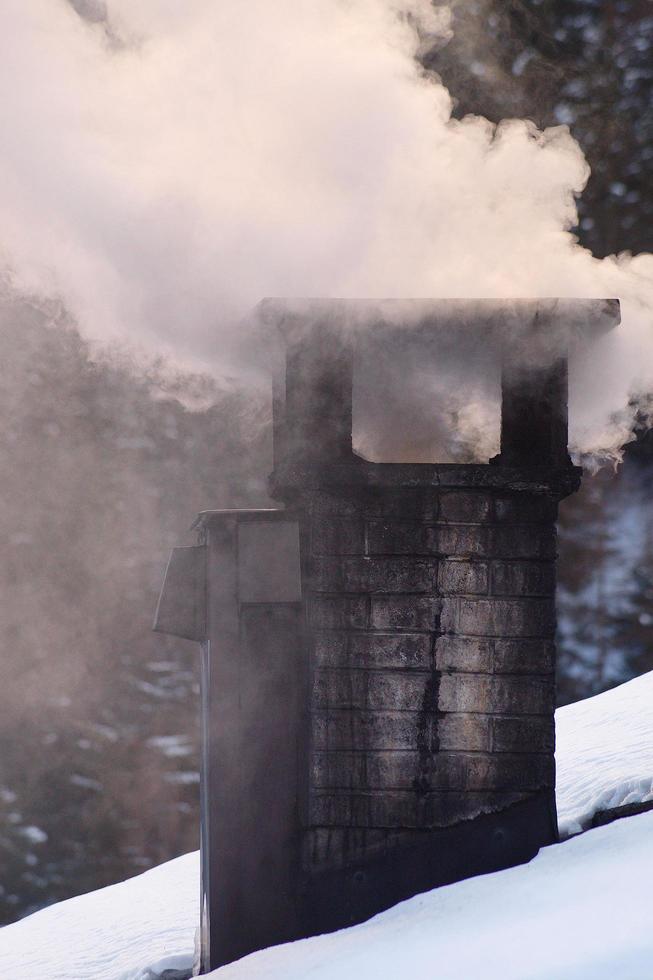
<box><xmin>413</xmin><ymin>789</ymin><xmax>528</xmax><ymax>827</ymax></box>
<box><xmin>312</xmin><ymin>710</ymin><xmax>426</xmax><ymax>751</ymax></box>
<box><xmin>313</xmin><ymin>750</ymin><xmax>423</xmax><ymax>790</ymax></box>
<box><xmin>491</xmin><ymin>561</ymin><xmax>555</xmax><ymax>596</ymax></box>
<box><xmin>493</xmin><ymin>496</ymin><xmax>558</xmax><ymax>524</ymax></box>
<box><xmin>437</xmin><ymin>525</ymin><xmax>489</xmax><ymax>557</ymax></box>
<box><xmin>438</xmin><ymin>673</ymin><xmax>555</xmax><ymax>714</ymax></box>
<box><xmin>342</xmin><ymin>557</ymin><xmax>437</xmax><ymax>593</ymax></box>
<box><xmin>368</xmin><ymin>524</ymin><xmax>499</xmax><ymax>558</ymax></box>
<box><xmin>312</xmin><ymin>751</ymin><xmax>355</xmax><ymax>788</ymax></box>
<box><xmin>312</xmin><ymin>518</ymin><xmax>364</xmax><ymax>555</ymax></box>
<box><xmin>312</xmin><ymin>670</ymin><xmax>354</xmax><ymax>710</ymax></box>
<box><xmin>348</xmin><ymin>633</ymin><xmax>432</xmax><ymax>670</ymax></box>
<box><xmin>312</xmin><ymin>713</ymin><xmax>328</xmax><ymax>749</ymax></box>
<box><xmin>431</xmin><ymin>752</ymin><xmax>554</xmax><ymax>791</ymax></box>
<box><xmin>310</xmin><ymin>596</ymin><xmax>368</xmax><ymax>630</ymax></box>
<box><xmin>437</xmin><ymin>713</ymin><xmax>492</xmax><ymax>752</ymax></box>
<box><xmin>436</xmin><ymin>526</ymin><xmax>556</xmax><ymax>561</ymax></box>
<box><xmin>439</xmin><ymin>560</ymin><xmax>488</xmax><ymax>595</ymax></box>
<box><xmin>370</xmin><ymin>595</ymin><xmax>441</xmax><ymax>630</ymax></box>
<box><xmin>440</xmin><ymin>597</ymin><xmax>556</xmax><ymax>637</ymax></box>
<box><xmin>313</xmin><ymin>632</ymin><xmax>348</xmax><ymax>667</ymax></box>
<box><xmin>310</xmin><ymin>790</ymin><xmax>421</xmax><ymax>828</ymax></box>
<box><xmin>493</xmin><ymin>638</ymin><xmax>555</xmax><ymax>673</ymax></box>
<box><xmin>313</xmin><ymin>748</ymin><xmax>552</xmax><ymax>794</ymax></box>
<box><xmin>303</xmin><ymin>482</ymin><xmax>560</xmax><ymax>839</ymax></box>
<box><xmin>313</xmin><ymin>709</ymin><xmax>517</xmax><ymax>755</ymax></box>
<box><xmin>364</xmin><ymin>491</ymin><xmax>439</xmax><ymax>521</ymax></box>
<box><xmin>439</xmin><ymin>492</ymin><xmax>492</xmax><ymax>524</ymax></box>
<box><xmin>491</xmin><ymin>715</ymin><xmax>555</xmax><ymax>753</ymax></box>
<box><xmin>309</xmin><ymin>789</ymin><xmax>528</xmax><ymax>828</ymax></box>
<box><xmin>309</xmin><ymin>792</ymin><xmax>352</xmax><ymax>826</ymax></box>
<box><xmin>435</xmin><ymin>635</ymin><xmax>493</xmax><ymax>673</ymax></box>
<box><xmin>366</xmin><ymin>521</ymin><xmax>430</xmax><ymax>555</ymax></box>
<box><xmin>311</xmin><ymin>557</ymin><xmax>344</xmax><ymax>591</ymax></box>
<box><xmin>490</xmin><ymin>526</ymin><xmax>556</xmax><ymax>559</ymax></box>
<box><xmin>313</xmin><ymin>670</ymin><xmax>431</xmax><ymax>711</ymax></box>
<box><xmin>310</xmin><ymin>491</ymin><xmax>362</xmax><ymax>518</ymax></box>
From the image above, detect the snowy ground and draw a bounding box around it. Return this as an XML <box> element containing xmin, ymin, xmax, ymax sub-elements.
<box><xmin>1</xmin><ymin>671</ymin><xmax>652</xmax><ymax>980</ymax></box>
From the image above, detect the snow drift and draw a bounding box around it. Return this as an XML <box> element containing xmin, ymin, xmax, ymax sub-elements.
<box><xmin>556</xmin><ymin>669</ymin><xmax>653</xmax><ymax>836</ymax></box>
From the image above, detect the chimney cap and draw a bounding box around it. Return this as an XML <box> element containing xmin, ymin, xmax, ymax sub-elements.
<box><xmin>257</xmin><ymin>296</ymin><xmax>620</xmax><ymax>348</ymax></box>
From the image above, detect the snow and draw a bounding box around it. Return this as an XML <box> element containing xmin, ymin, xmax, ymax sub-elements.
<box><xmin>19</xmin><ymin>825</ymin><xmax>48</xmax><ymax>845</ymax></box>
<box><xmin>1</xmin><ymin>671</ymin><xmax>652</xmax><ymax>980</ymax></box>
<box><xmin>0</xmin><ymin>852</ymin><xmax>199</xmax><ymax>980</ymax></box>
<box><xmin>556</xmin><ymin>668</ymin><xmax>653</xmax><ymax>836</ymax></box>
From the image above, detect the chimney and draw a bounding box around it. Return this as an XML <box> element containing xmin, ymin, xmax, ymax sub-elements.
<box><xmin>154</xmin><ymin>297</ymin><xmax>619</xmax><ymax>972</ymax></box>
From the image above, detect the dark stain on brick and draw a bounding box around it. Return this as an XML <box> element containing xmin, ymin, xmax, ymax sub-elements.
<box><xmin>413</xmin><ymin>622</ymin><xmax>441</xmax><ymax>799</ymax></box>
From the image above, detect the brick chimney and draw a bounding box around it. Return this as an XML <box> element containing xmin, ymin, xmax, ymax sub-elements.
<box><xmin>155</xmin><ymin>297</ymin><xmax>619</xmax><ymax>971</ymax></box>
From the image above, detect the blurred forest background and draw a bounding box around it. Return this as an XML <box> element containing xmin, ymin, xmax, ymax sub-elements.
<box><xmin>0</xmin><ymin>0</ymin><xmax>652</xmax><ymax>924</ymax></box>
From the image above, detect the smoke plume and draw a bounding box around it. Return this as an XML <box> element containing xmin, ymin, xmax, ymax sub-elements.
<box><xmin>0</xmin><ymin>0</ymin><xmax>652</xmax><ymax>461</ymax></box>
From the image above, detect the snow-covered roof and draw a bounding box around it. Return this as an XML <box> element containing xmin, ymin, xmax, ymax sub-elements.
<box><xmin>1</xmin><ymin>670</ymin><xmax>652</xmax><ymax>980</ymax></box>
<box><xmin>557</xmin><ymin>669</ymin><xmax>653</xmax><ymax>836</ymax></box>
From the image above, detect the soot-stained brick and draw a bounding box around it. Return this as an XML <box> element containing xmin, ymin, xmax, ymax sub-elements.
<box><xmin>370</xmin><ymin>595</ymin><xmax>441</xmax><ymax>631</ymax></box>
<box><xmin>439</xmin><ymin>561</ymin><xmax>489</xmax><ymax>595</ymax></box>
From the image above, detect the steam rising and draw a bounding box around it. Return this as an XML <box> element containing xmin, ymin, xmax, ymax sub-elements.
<box><xmin>1</xmin><ymin>0</ymin><xmax>652</xmax><ymax>461</ymax></box>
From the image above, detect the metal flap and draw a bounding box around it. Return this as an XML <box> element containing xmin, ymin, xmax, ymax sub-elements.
<box><xmin>153</xmin><ymin>546</ymin><xmax>206</xmax><ymax>641</ymax></box>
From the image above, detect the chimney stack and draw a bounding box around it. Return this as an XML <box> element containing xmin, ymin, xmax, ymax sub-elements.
<box><xmin>155</xmin><ymin>297</ymin><xmax>619</xmax><ymax>972</ymax></box>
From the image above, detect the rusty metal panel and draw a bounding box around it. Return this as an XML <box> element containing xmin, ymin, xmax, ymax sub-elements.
<box><xmin>153</xmin><ymin>546</ymin><xmax>206</xmax><ymax>641</ymax></box>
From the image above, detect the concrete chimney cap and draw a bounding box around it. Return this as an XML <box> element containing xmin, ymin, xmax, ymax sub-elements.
<box><xmin>256</xmin><ymin>297</ymin><xmax>620</xmax><ymax>350</ymax></box>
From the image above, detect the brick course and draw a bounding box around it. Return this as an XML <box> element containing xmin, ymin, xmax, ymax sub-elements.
<box><xmin>302</xmin><ymin>483</ymin><xmax>559</xmax><ymax>836</ymax></box>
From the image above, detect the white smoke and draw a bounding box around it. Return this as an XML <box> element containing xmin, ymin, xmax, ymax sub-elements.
<box><xmin>0</xmin><ymin>0</ymin><xmax>651</xmax><ymax>461</ymax></box>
